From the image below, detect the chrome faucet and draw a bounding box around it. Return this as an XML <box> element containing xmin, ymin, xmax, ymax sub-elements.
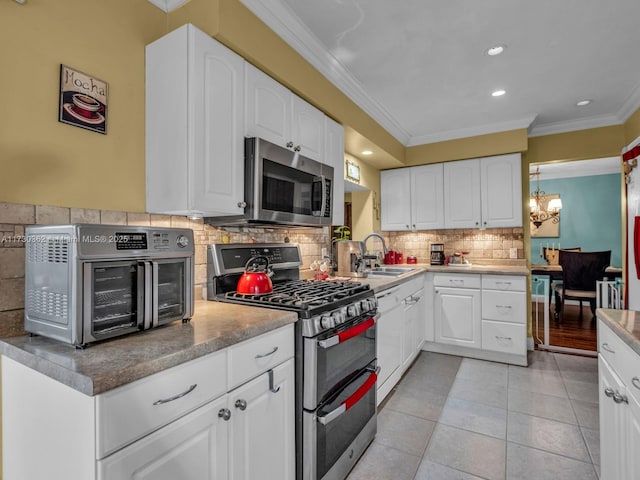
<box><xmin>363</xmin><ymin>232</ymin><xmax>388</xmax><ymax>268</ymax></box>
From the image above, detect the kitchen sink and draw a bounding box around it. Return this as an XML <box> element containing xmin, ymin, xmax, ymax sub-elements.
<box><xmin>368</xmin><ymin>266</ymin><xmax>417</xmax><ymax>277</ymax></box>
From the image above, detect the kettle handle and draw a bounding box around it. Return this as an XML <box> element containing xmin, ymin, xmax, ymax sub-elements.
<box><xmin>244</xmin><ymin>255</ymin><xmax>271</xmax><ymax>273</ymax></box>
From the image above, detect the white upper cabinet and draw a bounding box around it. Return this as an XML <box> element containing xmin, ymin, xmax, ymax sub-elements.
<box><xmin>325</xmin><ymin>116</ymin><xmax>345</xmax><ymax>226</ymax></box>
<box><xmin>444</xmin><ymin>154</ymin><xmax>522</xmax><ymax>229</ymax></box>
<box><xmin>245</xmin><ymin>64</ymin><xmax>324</xmax><ymax>162</ymax></box>
<box><xmin>381</xmin><ymin>164</ymin><xmax>444</xmax><ymax>231</ymax></box>
<box><xmin>146</xmin><ymin>24</ymin><xmax>245</xmax><ymax>217</ymax></box>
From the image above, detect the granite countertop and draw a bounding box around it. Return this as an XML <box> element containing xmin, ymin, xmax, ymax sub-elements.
<box><xmin>597</xmin><ymin>308</ymin><xmax>640</xmax><ymax>356</ymax></box>
<box><xmin>0</xmin><ymin>301</ymin><xmax>297</xmax><ymax>396</ymax></box>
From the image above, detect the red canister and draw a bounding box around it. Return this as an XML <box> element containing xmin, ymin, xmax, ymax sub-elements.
<box><xmin>384</xmin><ymin>250</ymin><xmax>396</xmax><ymax>264</ymax></box>
<box><xmin>395</xmin><ymin>252</ymin><xmax>404</xmax><ymax>264</ymax></box>
<box><xmin>407</xmin><ymin>256</ymin><xmax>417</xmax><ymax>264</ymax></box>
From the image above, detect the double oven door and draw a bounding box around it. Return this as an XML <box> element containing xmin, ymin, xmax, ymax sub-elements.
<box><xmin>303</xmin><ymin>310</ymin><xmax>378</xmax><ymax>480</ymax></box>
<box><xmin>82</xmin><ymin>257</ymin><xmax>192</xmax><ymax>343</ymax></box>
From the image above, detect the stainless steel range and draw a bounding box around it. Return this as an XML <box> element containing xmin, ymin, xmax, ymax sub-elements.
<box><xmin>208</xmin><ymin>243</ymin><xmax>378</xmax><ymax>480</ymax></box>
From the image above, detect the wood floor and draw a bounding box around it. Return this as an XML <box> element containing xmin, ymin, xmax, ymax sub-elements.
<box><xmin>532</xmin><ymin>302</ymin><xmax>597</xmax><ymax>351</ymax></box>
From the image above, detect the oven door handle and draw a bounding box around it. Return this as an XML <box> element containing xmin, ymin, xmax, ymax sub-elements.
<box><xmin>317</xmin><ymin>369</ymin><xmax>378</xmax><ymax>426</ymax></box>
<box><xmin>151</xmin><ymin>261</ymin><xmax>159</xmax><ymax>327</ymax></box>
<box><xmin>142</xmin><ymin>261</ymin><xmax>153</xmax><ymax>330</ymax></box>
<box><xmin>317</xmin><ymin>314</ymin><xmax>378</xmax><ymax>349</ymax></box>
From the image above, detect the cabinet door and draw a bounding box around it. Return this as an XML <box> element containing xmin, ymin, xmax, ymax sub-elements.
<box><xmin>628</xmin><ymin>390</ymin><xmax>640</xmax><ymax>480</ymax></box>
<box><xmin>98</xmin><ymin>396</ymin><xmax>228</xmax><ymax>480</ymax></box>
<box><xmin>325</xmin><ymin>116</ymin><xmax>345</xmax><ymax>225</ymax></box>
<box><xmin>229</xmin><ymin>359</ymin><xmax>295</xmax><ymax>480</ymax></box>
<box><xmin>481</xmin><ymin>154</ymin><xmax>522</xmax><ymax>228</ymax></box>
<box><xmin>381</xmin><ymin>169</ymin><xmax>412</xmax><ymax>231</ymax></box>
<box><xmin>411</xmin><ymin>164</ymin><xmax>444</xmax><ymax>230</ymax></box>
<box><xmin>291</xmin><ymin>96</ymin><xmax>324</xmax><ymax>161</ymax></box>
<box><xmin>245</xmin><ymin>63</ymin><xmax>291</xmax><ymax>148</ymax></box>
<box><xmin>189</xmin><ymin>26</ymin><xmax>245</xmax><ymax>216</ymax></box>
<box><xmin>444</xmin><ymin>159</ymin><xmax>481</xmax><ymax>229</ymax></box>
<box><xmin>402</xmin><ymin>298</ymin><xmax>417</xmax><ymax>370</ymax></box>
<box><xmin>376</xmin><ymin>302</ymin><xmax>404</xmax><ymax>402</ymax></box>
<box><xmin>598</xmin><ymin>356</ymin><xmax>626</xmax><ymax>480</ymax></box>
<box><xmin>434</xmin><ymin>287</ymin><xmax>481</xmax><ymax>349</ymax></box>
<box><xmin>413</xmin><ymin>288</ymin><xmax>427</xmax><ymax>350</ymax></box>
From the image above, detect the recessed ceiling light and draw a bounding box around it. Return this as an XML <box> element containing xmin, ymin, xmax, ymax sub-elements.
<box><xmin>576</xmin><ymin>99</ymin><xmax>592</xmax><ymax>106</ymax></box>
<box><xmin>361</xmin><ymin>150</ymin><xmax>373</xmax><ymax>156</ymax></box>
<box><xmin>486</xmin><ymin>45</ymin><xmax>506</xmax><ymax>56</ymax></box>
<box><xmin>492</xmin><ymin>89</ymin><xmax>506</xmax><ymax>97</ymax></box>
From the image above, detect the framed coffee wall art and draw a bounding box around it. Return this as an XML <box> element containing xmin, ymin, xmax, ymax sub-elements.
<box><xmin>58</xmin><ymin>65</ymin><xmax>108</xmax><ymax>134</ymax></box>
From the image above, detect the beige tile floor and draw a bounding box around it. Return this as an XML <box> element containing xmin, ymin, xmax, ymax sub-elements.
<box><xmin>347</xmin><ymin>350</ymin><xmax>600</xmax><ymax>480</ymax></box>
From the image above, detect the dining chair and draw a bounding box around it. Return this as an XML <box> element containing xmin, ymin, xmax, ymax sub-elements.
<box><xmin>553</xmin><ymin>250</ymin><xmax>611</xmax><ymax>322</ymax></box>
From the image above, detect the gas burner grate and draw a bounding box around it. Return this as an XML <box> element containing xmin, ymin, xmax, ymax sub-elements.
<box><xmin>225</xmin><ymin>279</ymin><xmax>369</xmax><ymax>310</ymax></box>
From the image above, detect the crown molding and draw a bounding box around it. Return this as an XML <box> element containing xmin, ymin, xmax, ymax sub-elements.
<box><xmin>528</xmin><ymin>113</ymin><xmax>622</xmax><ymax>138</ymax></box>
<box><xmin>240</xmin><ymin>0</ymin><xmax>411</xmax><ymax>144</ymax></box>
<box><xmin>406</xmin><ymin>115</ymin><xmax>537</xmax><ymax>146</ymax></box>
<box><xmin>617</xmin><ymin>82</ymin><xmax>640</xmax><ymax>123</ymax></box>
<box><xmin>147</xmin><ymin>0</ymin><xmax>189</xmax><ymax>13</ymax></box>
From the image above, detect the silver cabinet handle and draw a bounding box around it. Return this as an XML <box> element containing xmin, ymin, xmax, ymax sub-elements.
<box><xmin>268</xmin><ymin>368</ymin><xmax>281</xmax><ymax>393</ymax></box>
<box><xmin>496</xmin><ymin>281</ymin><xmax>512</xmax><ymax>286</ymax></box>
<box><xmin>601</xmin><ymin>343</ymin><xmax>615</xmax><ymax>354</ymax></box>
<box><xmin>286</xmin><ymin>141</ymin><xmax>294</xmax><ymax>148</ymax></box>
<box><xmin>613</xmin><ymin>392</ymin><xmax>629</xmax><ymax>404</ymax></box>
<box><xmin>218</xmin><ymin>408</ymin><xmax>231</xmax><ymax>421</ymax></box>
<box><xmin>495</xmin><ymin>336</ymin><xmax>512</xmax><ymax>341</ymax></box>
<box><xmin>604</xmin><ymin>387</ymin><xmax>615</xmax><ymax>398</ymax></box>
<box><xmin>632</xmin><ymin>377</ymin><xmax>640</xmax><ymax>391</ymax></box>
<box><xmin>152</xmin><ymin>384</ymin><xmax>197</xmax><ymax>405</ymax></box>
<box><xmin>237</xmin><ymin>201</ymin><xmax>247</xmax><ymax>208</ymax></box>
<box><xmin>255</xmin><ymin>346</ymin><xmax>278</xmax><ymax>359</ymax></box>
<box><xmin>235</xmin><ymin>399</ymin><xmax>247</xmax><ymax>410</ymax></box>
<box><xmin>496</xmin><ymin>305</ymin><xmax>513</xmax><ymax>309</ymax></box>
<box><xmin>294</xmin><ymin>145</ymin><xmax>301</xmax><ymax>152</ymax></box>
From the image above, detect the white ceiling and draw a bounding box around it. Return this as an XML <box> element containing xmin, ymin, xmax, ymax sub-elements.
<box><xmin>241</xmin><ymin>0</ymin><xmax>640</xmax><ymax>147</ymax></box>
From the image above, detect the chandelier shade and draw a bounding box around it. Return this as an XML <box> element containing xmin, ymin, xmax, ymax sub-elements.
<box><xmin>530</xmin><ymin>167</ymin><xmax>562</xmax><ymax>228</ymax></box>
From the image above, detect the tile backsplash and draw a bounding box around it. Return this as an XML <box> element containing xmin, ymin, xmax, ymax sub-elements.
<box><xmin>0</xmin><ymin>202</ymin><xmax>330</xmax><ymax>338</ymax></box>
<box><xmin>383</xmin><ymin>228</ymin><xmax>525</xmax><ymax>265</ymax></box>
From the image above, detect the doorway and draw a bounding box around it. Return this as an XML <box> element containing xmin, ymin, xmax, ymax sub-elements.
<box><xmin>529</xmin><ymin>157</ymin><xmax>623</xmax><ymax>355</ymax></box>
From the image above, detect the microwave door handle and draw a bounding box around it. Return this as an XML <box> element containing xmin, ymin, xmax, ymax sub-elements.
<box><xmin>319</xmin><ymin>175</ymin><xmax>328</xmax><ymax>218</ymax></box>
<box><xmin>317</xmin><ymin>370</ymin><xmax>378</xmax><ymax>426</ymax></box>
<box><xmin>142</xmin><ymin>261</ymin><xmax>153</xmax><ymax>330</ymax></box>
<box><xmin>151</xmin><ymin>261</ymin><xmax>159</xmax><ymax>327</ymax></box>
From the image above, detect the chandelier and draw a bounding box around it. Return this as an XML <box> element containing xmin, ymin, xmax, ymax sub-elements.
<box><xmin>529</xmin><ymin>166</ymin><xmax>562</xmax><ymax>228</ymax></box>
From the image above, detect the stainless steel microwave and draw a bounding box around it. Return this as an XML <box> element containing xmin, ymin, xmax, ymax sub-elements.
<box><xmin>206</xmin><ymin>137</ymin><xmax>334</xmax><ymax>227</ymax></box>
<box><xmin>24</xmin><ymin>224</ymin><xmax>194</xmax><ymax>347</ymax></box>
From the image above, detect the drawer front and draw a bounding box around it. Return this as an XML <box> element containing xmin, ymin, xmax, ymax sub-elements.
<box><xmin>482</xmin><ymin>320</ymin><xmax>526</xmax><ymax>355</ymax></box>
<box><xmin>228</xmin><ymin>324</ymin><xmax>294</xmax><ymax>390</ymax></box>
<box><xmin>482</xmin><ymin>290</ymin><xmax>526</xmax><ymax>324</ymax></box>
<box><xmin>96</xmin><ymin>348</ymin><xmax>227</xmax><ymax>459</ymax></box>
<box><xmin>433</xmin><ymin>273</ymin><xmax>481</xmax><ymax>289</ymax></box>
<box><xmin>598</xmin><ymin>320</ymin><xmax>640</xmax><ymax>398</ymax></box>
<box><xmin>482</xmin><ymin>274</ymin><xmax>526</xmax><ymax>292</ymax></box>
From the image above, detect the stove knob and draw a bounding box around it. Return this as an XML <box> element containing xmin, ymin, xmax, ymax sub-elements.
<box><xmin>332</xmin><ymin>311</ymin><xmax>345</xmax><ymax>325</ymax></box>
<box><xmin>176</xmin><ymin>234</ymin><xmax>190</xmax><ymax>248</ymax></box>
<box><xmin>320</xmin><ymin>315</ymin><xmax>334</xmax><ymax>329</ymax></box>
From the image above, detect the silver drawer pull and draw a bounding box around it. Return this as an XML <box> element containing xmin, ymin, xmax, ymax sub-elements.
<box><xmin>235</xmin><ymin>399</ymin><xmax>247</xmax><ymax>410</ymax></box>
<box><xmin>495</xmin><ymin>336</ymin><xmax>512</xmax><ymax>341</ymax></box>
<box><xmin>153</xmin><ymin>384</ymin><xmax>197</xmax><ymax>405</ymax></box>
<box><xmin>496</xmin><ymin>305</ymin><xmax>513</xmax><ymax>309</ymax></box>
<box><xmin>633</xmin><ymin>377</ymin><xmax>640</xmax><ymax>391</ymax></box>
<box><xmin>268</xmin><ymin>368</ymin><xmax>280</xmax><ymax>393</ymax></box>
<box><xmin>601</xmin><ymin>343</ymin><xmax>616</xmax><ymax>354</ymax></box>
<box><xmin>218</xmin><ymin>408</ymin><xmax>231</xmax><ymax>421</ymax></box>
<box><xmin>604</xmin><ymin>387</ymin><xmax>615</xmax><ymax>398</ymax></box>
<box><xmin>255</xmin><ymin>346</ymin><xmax>279</xmax><ymax>359</ymax></box>
<box><xmin>496</xmin><ymin>281</ymin><xmax>512</xmax><ymax>286</ymax></box>
<box><xmin>613</xmin><ymin>392</ymin><xmax>629</xmax><ymax>404</ymax></box>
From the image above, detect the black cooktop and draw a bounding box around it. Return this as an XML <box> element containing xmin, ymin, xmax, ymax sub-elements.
<box><xmin>220</xmin><ymin>279</ymin><xmax>372</xmax><ymax>316</ymax></box>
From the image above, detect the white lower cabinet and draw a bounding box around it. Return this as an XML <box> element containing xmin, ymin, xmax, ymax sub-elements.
<box><xmin>98</xmin><ymin>396</ymin><xmax>229</xmax><ymax>480</ymax></box>
<box><xmin>228</xmin><ymin>359</ymin><xmax>295</xmax><ymax>480</ymax></box>
<box><xmin>597</xmin><ymin>318</ymin><xmax>640</xmax><ymax>479</ymax></box>
<box><xmin>426</xmin><ymin>273</ymin><xmax>527</xmax><ymax>366</ymax></box>
<box><xmin>2</xmin><ymin>324</ymin><xmax>295</xmax><ymax>480</ymax></box>
<box><xmin>376</xmin><ymin>275</ymin><xmax>427</xmax><ymax>405</ymax></box>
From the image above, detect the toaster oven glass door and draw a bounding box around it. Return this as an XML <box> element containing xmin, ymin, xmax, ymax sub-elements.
<box><xmin>154</xmin><ymin>258</ymin><xmax>190</xmax><ymax>325</ymax></box>
<box><xmin>84</xmin><ymin>261</ymin><xmax>145</xmax><ymax>341</ymax></box>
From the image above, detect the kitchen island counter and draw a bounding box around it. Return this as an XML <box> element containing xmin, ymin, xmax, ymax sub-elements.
<box><xmin>597</xmin><ymin>308</ymin><xmax>640</xmax><ymax>356</ymax></box>
<box><xmin>0</xmin><ymin>300</ymin><xmax>297</xmax><ymax>396</ymax></box>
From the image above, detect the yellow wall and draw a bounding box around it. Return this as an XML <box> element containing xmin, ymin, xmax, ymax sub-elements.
<box><xmin>343</xmin><ymin>154</ymin><xmax>381</xmax><ymax>240</ymax></box>
<box><xmin>0</xmin><ymin>0</ymin><xmax>166</xmax><ymax>211</ymax></box>
<box><xmin>405</xmin><ymin>128</ymin><xmax>528</xmax><ymax>165</ymax></box>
